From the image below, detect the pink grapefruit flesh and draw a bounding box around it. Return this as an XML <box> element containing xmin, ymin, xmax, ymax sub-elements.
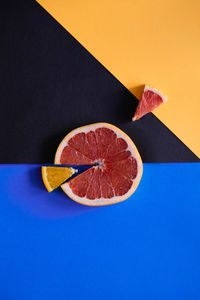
<box><xmin>132</xmin><ymin>85</ymin><xmax>167</xmax><ymax>121</ymax></box>
<box><xmin>55</xmin><ymin>123</ymin><xmax>143</xmax><ymax>206</ymax></box>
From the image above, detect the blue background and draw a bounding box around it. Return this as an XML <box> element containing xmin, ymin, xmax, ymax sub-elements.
<box><xmin>0</xmin><ymin>163</ymin><xmax>200</xmax><ymax>299</ymax></box>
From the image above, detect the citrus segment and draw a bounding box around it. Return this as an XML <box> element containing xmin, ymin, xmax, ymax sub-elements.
<box><xmin>42</xmin><ymin>166</ymin><xmax>77</xmax><ymax>192</ymax></box>
<box><xmin>55</xmin><ymin>123</ymin><xmax>143</xmax><ymax>206</ymax></box>
<box><xmin>132</xmin><ymin>85</ymin><xmax>168</xmax><ymax>121</ymax></box>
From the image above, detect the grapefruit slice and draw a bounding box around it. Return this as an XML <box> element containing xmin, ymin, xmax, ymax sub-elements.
<box><xmin>55</xmin><ymin>123</ymin><xmax>143</xmax><ymax>206</ymax></box>
<box><xmin>132</xmin><ymin>85</ymin><xmax>168</xmax><ymax>121</ymax></box>
<box><xmin>42</xmin><ymin>166</ymin><xmax>77</xmax><ymax>192</ymax></box>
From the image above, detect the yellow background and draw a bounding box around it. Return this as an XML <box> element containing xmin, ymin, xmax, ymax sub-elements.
<box><xmin>37</xmin><ymin>0</ymin><xmax>200</xmax><ymax>158</ymax></box>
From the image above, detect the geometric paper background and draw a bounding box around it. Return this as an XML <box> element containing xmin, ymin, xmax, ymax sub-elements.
<box><xmin>0</xmin><ymin>163</ymin><xmax>200</xmax><ymax>299</ymax></box>
<box><xmin>0</xmin><ymin>2</ymin><xmax>200</xmax><ymax>299</ymax></box>
<box><xmin>37</xmin><ymin>0</ymin><xmax>200</xmax><ymax>158</ymax></box>
<box><xmin>0</xmin><ymin>0</ymin><xmax>199</xmax><ymax>162</ymax></box>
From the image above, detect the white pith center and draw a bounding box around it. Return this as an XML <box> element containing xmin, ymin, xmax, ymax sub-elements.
<box><xmin>94</xmin><ymin>159</ymin><xmax>104</xmax><ymax>169</ymax></box>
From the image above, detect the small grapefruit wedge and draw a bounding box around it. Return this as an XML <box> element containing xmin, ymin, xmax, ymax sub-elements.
<box><xmin>55</xmin><ymin>123</ymin><xmax>143</xmax><ymax>206</ymax></box>
<box><xmin>42</xmin><ymin>166</ymin><xmax>77</xmax><ymax>192</ymax></box>
<box><xmin>132</xmin><ymin>85</ymin><xmax>167</xmax><ymax>121</ymax></box>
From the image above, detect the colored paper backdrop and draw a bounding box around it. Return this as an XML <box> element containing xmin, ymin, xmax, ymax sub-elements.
<box><xmin>37</xmin><ymin>0</ymin><xmax>200</xmax><ymax>158</ymax></box>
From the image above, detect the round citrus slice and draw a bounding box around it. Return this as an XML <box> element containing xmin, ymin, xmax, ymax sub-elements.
<box><xmin>42</xmin><ymin>166</ymin><xmax>77</xmax><ymax>192</ymax></box>
<box><xmin>132</xmin><ymin>85</ymin><xmax>168</xmax><ymax>121</ymax></box>
<box><xmin>55</xmin><ymin>123</ymin><xmax>143</xmax><ymax>206</ymax></box>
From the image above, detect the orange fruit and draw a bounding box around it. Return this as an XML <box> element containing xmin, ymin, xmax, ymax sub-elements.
<box><xmin>42</xmin><ymin>166</ymin><xmax>77</xmax><ymax>192</ymax></box>
<box><xmin>55</xmin><ymin>123</ymin><xmax>143</xmax><ymax>206</ymax></box>
<box><xmin>132</xmin><ymin>85</ymin><xmax>168</xmax><ymax>121</ymax></box>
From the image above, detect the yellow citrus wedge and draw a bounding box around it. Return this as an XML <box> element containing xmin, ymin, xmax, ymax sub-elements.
<box><xmin>41</xmin><ymin>166</ymin><xmax>77</xmax><ymax>192</ymax></box>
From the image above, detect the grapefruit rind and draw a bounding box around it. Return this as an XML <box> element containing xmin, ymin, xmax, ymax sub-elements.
<box><xmin>144</xmin><ymin>85</ymin><xmax>168</xmax><ymax>103</ymax></box>
<box><xmin>42</xmin><ymin>166</ymin><xmax>53</xmax><ymax>192</ymax></box>
<box><xmin>55</xmin><ymin>123</ymin><xmax>143</xmax><ymax>206</ymax></box>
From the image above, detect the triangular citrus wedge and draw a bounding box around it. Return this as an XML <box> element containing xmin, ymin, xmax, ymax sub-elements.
<box><xmin>41</xmin><ymin>166</ymin><xmax>77</xmax><ymax>192</ymax></box>
<box><xmin>132</xmin><ymin>85</ymin><xmax>168</xmax><ymax>121</ymax></box>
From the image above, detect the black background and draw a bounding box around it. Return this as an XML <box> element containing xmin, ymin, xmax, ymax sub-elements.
<box><xmin>0</xmin><ymin>0</ymin><xmax>199</xmax><ymax>163</ymax></box>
